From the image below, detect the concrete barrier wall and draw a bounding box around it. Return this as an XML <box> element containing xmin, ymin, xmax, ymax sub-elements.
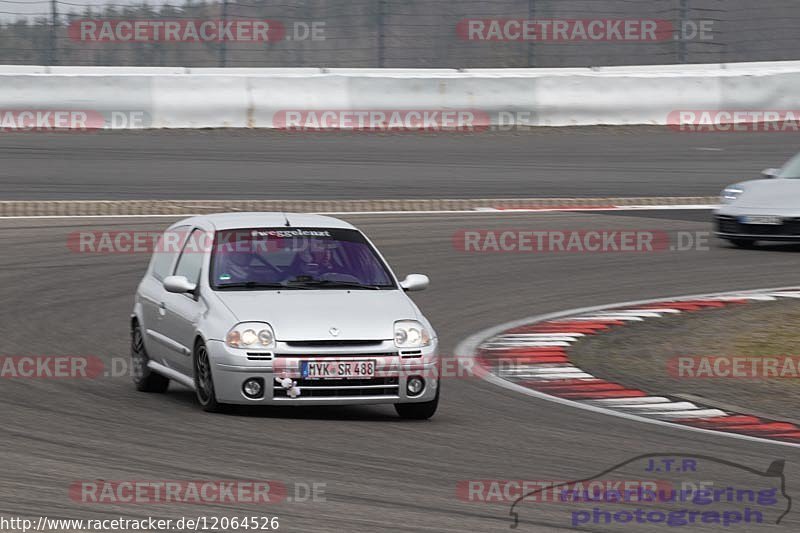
<box><xmin>1</xmin><ymin>62</ymin><xmax>799</xmax><ymax>129</ymax></box>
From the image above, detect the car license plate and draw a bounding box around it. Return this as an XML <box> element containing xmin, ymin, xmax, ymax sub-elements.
<box><xmin>301</xmin><ymin>360</ymin><xmax>376</xmax><ymax>379</ymax></box>
<box><xmin>740</xmin><ymin>215</ymin><xmax>783</xmax><ymax>225</ymax></box>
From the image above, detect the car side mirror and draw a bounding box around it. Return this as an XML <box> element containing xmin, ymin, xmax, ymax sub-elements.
<box><xmin>163</xmin><ymin>275</ymin><xmax>197</xmax><ymax>294</ymax></box>
<box><xmin>400</xmin><ymin>274</ymin><xmax>429</xmax><ymax>292</ymax></box>
<box><xmin>761</xmin><ymin>168</ymin><xmax>780</xmax><ymax>179</ymax></box>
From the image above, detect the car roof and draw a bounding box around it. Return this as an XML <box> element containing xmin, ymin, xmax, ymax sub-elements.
<box><xmin>169</xmin><ymin>212</ymin><xmax>357</xmax><ymax>231</ymax></box>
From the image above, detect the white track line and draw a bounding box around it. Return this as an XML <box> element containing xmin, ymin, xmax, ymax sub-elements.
<box><xmin>615</xmin><ymin>402</ymin><xmax>701</xmax><ymax>411</ymax></box>
<box><xmin>617</xmin><ymin>308</ymin><xmax>682</xmax><ymax>314</ymax></box>
<box><xmin>507</xmin><ymin>373</ymin><xmax>597</xmax><ymax>380</ymax></box>
<box><xmin>501</xmin><ymin>366</ymin><xmax>582</xmax><ymax>375</ymax></box>
<box><xmin>483</xmin><ymin>340</ymin><xmax>572</xmax><ymax>348</ymax></box>
<box><xmin>648</xmin><ymin>409</ymin><xmax>728</xmax><ymax>420</ymax></box>
<box><xmin>0</xmin><ymin>204</ymin><xmax>717</xmax><ymax>220</ymax></box>
<box><xmin>484</xmin><ymin>205</ymin><xmax>718</xmax><ymax>212</ymax></box>
<box><xmin>565</xmin><ymin>315</ymin><xmax>647</xmax><ymax>321</ymax></box>
<box><xmin>498</xmin><ymin>333</ymin><xmax>586</xmax><ymax>340</ymax></box>
<box><xmin>493</xmin><ymin>335</ymin><xmax>582</xmax><ymax>343</ymax></box>
<box><xmin>768</xmin><ymin>291</ymin><xmax>800</xmax><ymax>298</ymax></box>
<box><xmin>588</xmin><ymin>397</ymin><xmax>673</xmax><ymax>405</ymax></box>
<box><xmin>712</xmin><ymin>295</ymin><xmax>778</xmax><ymax>302</ymax></box>
<box><xmin>593</xmin><ymin>309</ymin><xmax>680</xmax><ymax>315</ymax></box>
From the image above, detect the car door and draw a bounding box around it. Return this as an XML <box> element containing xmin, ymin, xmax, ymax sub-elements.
<box><xmin>140</xmin><ymin>225</ymin><xmax>190</xmax><ymax>365</ymax></box>
<box><xmin>159</xmin><ymin>228</ymin><xmax>209</xmax><ymax>376</ymax></box>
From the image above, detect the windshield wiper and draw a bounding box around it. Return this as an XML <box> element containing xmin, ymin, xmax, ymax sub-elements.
<box><xmin>285</xmin><ymin>278</ymin><xmax>385</xmax><ymax>290</ymax></box>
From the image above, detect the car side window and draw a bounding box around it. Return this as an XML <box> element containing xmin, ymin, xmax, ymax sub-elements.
<box><xmin>173</xmin><ymin>229</ymin><xmax>207</xmax><ymax>285</ymax></box>
<box><xmin>151</xmin><ymin>226</ymin><xmax>190</xmax><ymax>281</ymax></box>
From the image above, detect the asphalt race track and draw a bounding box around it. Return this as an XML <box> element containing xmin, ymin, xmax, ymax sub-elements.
<box><xmin>0</xmin><ymin>128</ymin><xmax>799</xmax><ymax>199</ymax></box>
<box><xmin>1</xmin><ymin>209</ymin><xmax>799</xmax><ymax>532</ymax></box>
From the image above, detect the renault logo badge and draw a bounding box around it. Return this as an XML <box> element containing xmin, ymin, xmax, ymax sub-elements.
<box><xmin>329</xmin><ymin>327</ymin><xmax>340</xmax><ymax>337</ymax></box>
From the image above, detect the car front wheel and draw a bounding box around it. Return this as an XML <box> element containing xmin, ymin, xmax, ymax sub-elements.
<box><xmin>194</xmin><ymin>341</ymin><xmax>227</xmax><ymax>413</ymax></box>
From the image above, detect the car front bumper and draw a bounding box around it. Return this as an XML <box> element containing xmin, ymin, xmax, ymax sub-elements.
<box><xmin>205</xmin><ymin>339</ymin><xmax>440</xmax><ymax>406</ymax></box>
<box><xmin>715</xmin><ymin>212</ymin><xmax>800</xmax><ymax>241</ymax></box>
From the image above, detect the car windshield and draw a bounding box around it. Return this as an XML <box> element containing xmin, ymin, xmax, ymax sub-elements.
<box><xmin>210</xmin><ymin>227</ymin><xmax>396</xmax><ymax>290</ymax></box>
<box><xmin>778</xmin><ymin>153</ymin><xmax>800</xmax><ymax>178</ymax></box>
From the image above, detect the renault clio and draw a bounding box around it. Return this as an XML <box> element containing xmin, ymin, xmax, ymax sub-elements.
<box><xmin>130</xmin><ymin>213</ymin><xmax>439</xmax><ymax>419</ymax></box>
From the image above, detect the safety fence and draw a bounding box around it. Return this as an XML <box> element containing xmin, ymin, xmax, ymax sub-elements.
<box><xmin>1</xmin><ymin>0</ymin><xmax>798</xmax><ymax>68</ymax></box>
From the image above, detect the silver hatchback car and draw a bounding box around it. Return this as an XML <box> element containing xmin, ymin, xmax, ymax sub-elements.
<box><xmin>131</xmin><ymin>213</ymin><xmax>439</xmax><ymax>419</ymax></box>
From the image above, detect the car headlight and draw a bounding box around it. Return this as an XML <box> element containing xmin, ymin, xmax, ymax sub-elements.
<box><xmin>721</xmin><ymin>186</ymin><xmax>744</xmax><ymax>204</ymax></box>
<box><xmin>226</xmin><ymin>322</ymin><xmax>275</xmax><ymax>349</ymax></box>
<box><xmin>394</xmin><ymin>320</ymin><xmax>431</xmax><ymax>348</ymax></box>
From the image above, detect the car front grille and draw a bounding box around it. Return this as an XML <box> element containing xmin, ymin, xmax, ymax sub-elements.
<box><xmin>273</xmin><ymin>352</ymin><xmax>397</xmax><ymax>358</ymax></box>
<box><xmin>716</xmin><ymin>216</ymin><xmax>800</xmax><ymax>236</ymax></box>
<box><xmin>273</xmin><ymin>376</ymin><xmax>400</xmax><ymax>398</ymax></box>
<box><xmin>284</xmin><ymin>340</ymin><xmax>385</xmax><ymax>348</ymax></box>
<box><xmin>247</xmin><ymin>353</ymin><xmax>273</xmax><ymax>361</ymax></box>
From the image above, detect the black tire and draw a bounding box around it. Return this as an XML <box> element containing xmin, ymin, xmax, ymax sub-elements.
<box><xmin>193</xmin><ymin>341</ymin><xmax>227</xmax><ymax>413</ymax></box>
<box><xmin>131</xmin><ymin>322</ymin><xmax>169</xmax><ymax>393</ymax></box>
<box><xmin>395</xmin><ymin>382</ymin><xmax>439</xmax><ymax>420</ymax></box>
<box><xmin>729</xmin><ymin>238</ymin><xmax>757</xmax><ymax>249</ymax></box>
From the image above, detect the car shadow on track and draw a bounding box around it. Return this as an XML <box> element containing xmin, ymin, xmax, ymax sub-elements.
<box><xmin>721</xmin><ymin>242</ymin><xmax>800</xmax><ymax>252</ymax></box>
<box><xmin>162</xmin><ymin>389</ymin><xmax>410</xmax><ymax>421</ymax></box>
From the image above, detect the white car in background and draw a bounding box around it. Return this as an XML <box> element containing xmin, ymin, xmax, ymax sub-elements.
<box><xmin>715</xmin><ymin>152</ymin><xmax>800</xmax><ymax>247</ymax></box>
<box><xmin>130</xmin><ymin>213</ymin><xmax>439</xmax><ymax>419</ymax></box>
